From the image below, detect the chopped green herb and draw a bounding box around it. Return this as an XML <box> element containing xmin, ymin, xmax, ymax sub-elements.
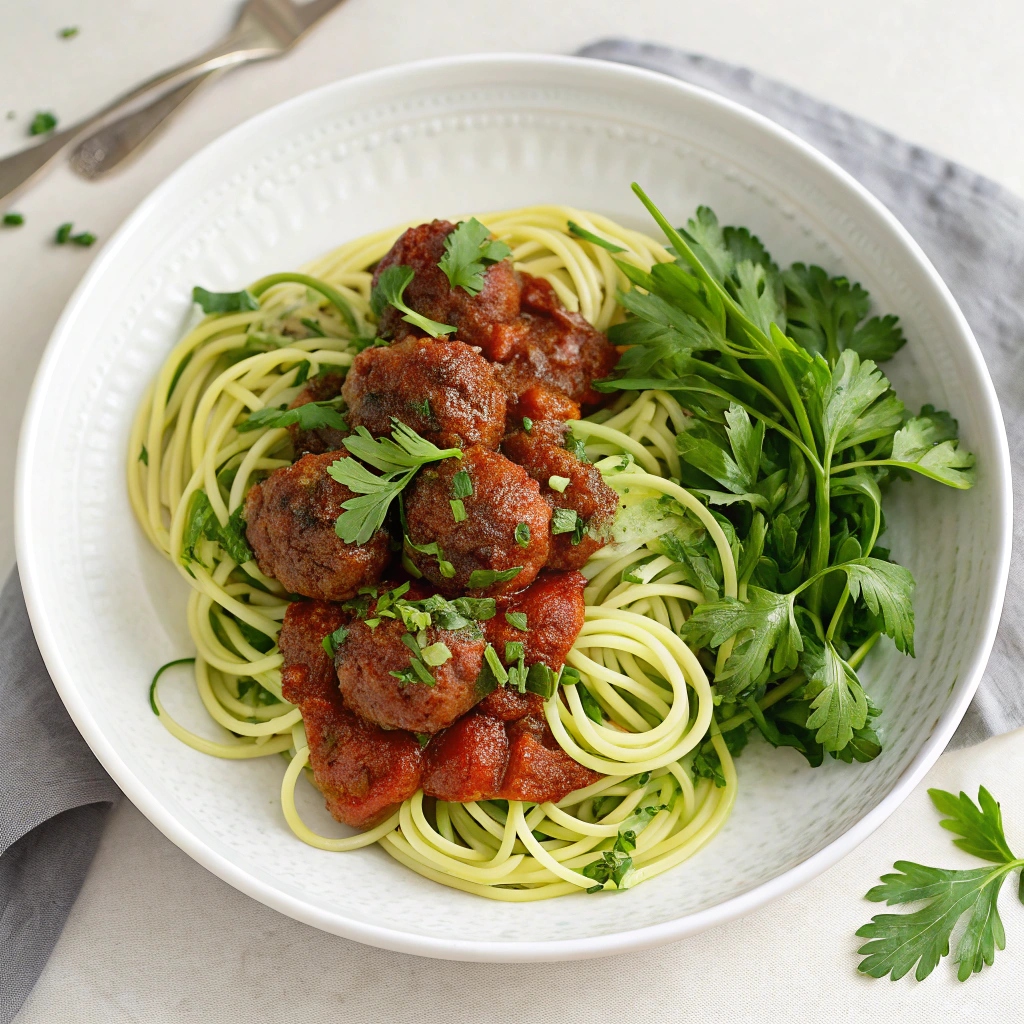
<box><xmin>451</xmin><ymin>470</ymin><xmax>473</xmax><ymax>499</ymax></box>
<box><xmin>415</xmin><ymin>733</ymin><xmax>431</xmax><ymax>748</ymax></box>
<box><xmin>450</xmin><ymin>499</ymin><xmax>467</xmax><ymax>522</ymax></box>
<box><xmin>370</xmin><ymin>264</ymin><xmax>455</xmax><ymax>338</ymax></box>
<box><xmin>293</xmin><ymin>361</ymin><xmax>311</xmax><ymax>386</ymax></box>
<box><xmin>321</xmin><ymin>625</ymin><xmax>349</xmax><ymax>657</ymax></box>
<box><xmin>421</xmin><ymin>642</ymin><xmax>452</xmax><ymax>667</ymax></box>
<box><xmin>237</xmin><ymin>399</ymin><xmax>346</xmax><ymax>434</ymax></box>
<box><xmin>567</xmin><ymin>220</ymin><xmax>626</xmax><ymax>253</ymax></box>
<box><xmin>404</xmin><ymin>535</ymin><xmax>456</xmax><ymax>578</ymax></box>
<box><xmin>524</xmin><ymin>662</ymin><xmax>557</xmax><ymax>698</ymax></box>
<box><xmin>192</xmin><ymin>286</ymin><xmax>260</xmax><ymax>314</ymax></box>
<box><xmin>409</xmin><ymin>396</ymin><xmax>432</xmax><ymax>419</ymax></box>
<box><xmin>582</xmin><ymin>850</ymin><xmax>633</xmax><ymax>892</ymax></box>
<box><xmin>504</xmin><ymin>610</ymin><xmax>528</xmax><ymax>631</ymax></box>
<box><xmin>564</xmin><ymin>431</ymin><xmax>590</xmax><ymax>463</ymax></box>
<box><xmin>329</xmin><ymin>421</ymin><xmax>461</xmax><ymax>545</ymax></box>
<box><xmin>29</xmin><ymin>111</ymin><xmax>57</xmax><ymax>135</ymax></box>
<box><xmin>504</xmin><ymin>640</ymin><xmax>525</xmax><ymax>662</ymax></box>
<box><xmin>578</xmin><ymin>686</ymin><xmax>603</xmax><ymax>722</ymax></box>
<box><xmin>522</xmin><ymin>417</ymin><xmax>533</xmax><ymax>433</ymax></box>
<box><xmin>179</xmin><ymin>489</ymin><xmax>252</xmax><ymax>568</ymax></box>
<box><xmin>483</xmin><ymin>644</ymin><xmax>509</xmax><ymax>685</ymax></box>
<box><xmin>54</xmin><ymin>222</ymin><xmax>73</xmax><ymax>244</ymax></box>
<box><xmin>139</xmin><ymin>444</ymin><xmax>149</xmax><ymax>466</ymax></box>
<box><xmin>438</xmin><ymin>218</ymin><xmax>512</xmax><ymax>295</ymax></box>
<box><xmin>621</xmin><ymin>566</ymin><xmax>644</xmax><ymax>585</ymax></box>
<box><xmin>857</xmin><ymin>787</ymin><xmax>1024</xmax><ymax>983</ymax></box>
<box><xmin>514</xmin><ymin>522</ymin><xmax>531</xmax><ymax>549</ymax></box>
<box><xmin>548</xmin><ymin>475</ymin><xmax>570</xmax><ymax>493</ymax></box>
<box><xmin>2</xmin><ymin>212</ymin><xmax>24</xmax><ymax>227</ymax></box>
<box><xmin>551</xmin><ymin>508</ymin><xmax>581</xmax><ymax>535</ymax></box>
<box><xmin>59</xmin><ymin>27</ymin><xmax>79</xmax><ymax>38</ymax></box>
<box><xmin>468</xmin><ymin>566</ymin><xmax>523</xmax><ymax>589</ymax></box>
<box><xmin>299</xmin><ymin>316</ymin><xmax>325</xmax><ymax>337</ymax></box>
<box><xmin>69</xmin><ymin>231</ymin><xmax>96</xmax><ymax>247</ymax></box>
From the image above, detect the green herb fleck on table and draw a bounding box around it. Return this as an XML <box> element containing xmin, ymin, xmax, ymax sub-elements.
<box><xmin>29</xmin><ymin>111</ymin><xmax>58</xmax><ymax>135</ymax></box>
<box><xmin>2</xmin><ymin>212</ymin><xmax>24</xmax><ymax>227</ymax></box>
<box><xmin>54</xmin><ymin>222</ymin><xmax>96</xmax><ymax>246</ymax></box>
<box><xmin>58</xmin><ymin>26</ymin><xmax>79</xmax><ymax>38</ymax></box>
<box><xmin>857</xmin><ymin>786</ymin><xmax>1024</xmax><ymax>982</ymax></box>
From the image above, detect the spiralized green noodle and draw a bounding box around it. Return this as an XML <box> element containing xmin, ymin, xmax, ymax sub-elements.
<box><xmin>129</xmin><ymin>206</ymin><xmax>740</xmax><ymax>898</ymax></box>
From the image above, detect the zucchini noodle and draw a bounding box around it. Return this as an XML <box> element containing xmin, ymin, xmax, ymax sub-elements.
<box><xmin>129</xmin><ymin>206</ymin><xmax>739</xmax><ymax>898</ymax></box>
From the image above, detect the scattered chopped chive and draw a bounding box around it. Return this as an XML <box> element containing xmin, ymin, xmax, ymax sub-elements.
<box><xmin>54</xmin><ymin>222</ymin><xmax>73</xmax><ymax>244</ymax></box>
<box><xmin>421</xmin><ymin>642</ymin><xmax>452</xmax><ymax>667</ymax></box>
<box><xmin>514</xmin><ymin>523</ymin><xmax>531</xmax><ymax>549</ymax></box>
<box><xmin>29</xmin><ymin>111</ymin><xmax>58</xmax><ymax>135</ymax></box>
<box><xmin>59</xmin><ymin>27</ymin><xmax>79</xmax><ymax>38</ymax></box>
<box><xmin>2</xmin><ymin>212</ymin><xmax>24</xmax><ymax>227</ymax></box>
<box><xmin>451</xmin><ymin>470</ymin><xmax>473</xmax><ymax>499</ymax></box>
<box><xmin>139</xmin><ymin>444</ymin><xmax>149</xmax><ymax>466</ymax></box>
<box><xmin>450</xmin><ymin>499</ymin><xmax>467</xmax><ymax>522</ymax></box>
<box><xmin>505</xmin><ymin>610</ymin><xmax>528</xmax><ymax>631</ymax></box>
<box><xmin>522</xmin><ymin>417</ymin><xmax>533</xmax><ymax>433</ymax></box>
<box><xmin>548</xmin><ymin>475</ymin><xmax>570</xmax><ymax>493</ymax></box>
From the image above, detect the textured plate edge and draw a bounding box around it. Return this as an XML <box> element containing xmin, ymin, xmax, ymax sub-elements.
<box><xmin>14</xmin><ymin>52</ymin><xmax>1013</xmax><ymax>963</ymax></box>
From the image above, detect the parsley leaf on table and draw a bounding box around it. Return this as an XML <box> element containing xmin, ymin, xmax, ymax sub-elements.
<box><xmin>329</xmin><ymin>420</ymin><xmax>461</xmax><ymax>545</ymax></box>
<box><xmin>437</xmin><ymin>218</ymin><xmax>512</xmax><ymax>295</ymax></box>
<box><xmin>857</xmin><ymin>787</ymin><xmax>1024</xmax><ymax>982</ymax></box>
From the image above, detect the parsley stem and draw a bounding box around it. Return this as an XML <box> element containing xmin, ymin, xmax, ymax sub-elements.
<box><xmin>847</xmin><ymin>631</ymin><xmax>881</xmax><ymax>670</ymax></box>
<box><xmin>717</xmin><ymin>672</ymin><xmax>806</xmax><ymax>734</ymax></box>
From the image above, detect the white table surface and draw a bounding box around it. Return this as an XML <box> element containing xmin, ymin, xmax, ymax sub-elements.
<box><xmin>3</xmin><ymin>1</ymin><xmax>1023</xmax><ymax>1020</ymax></box>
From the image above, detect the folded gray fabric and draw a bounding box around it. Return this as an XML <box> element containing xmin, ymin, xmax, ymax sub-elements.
<box><xmin>579</xmin><ymin>40</ymin><xmax>1023</xmax><ymax>750</ymax></box>
<box><xmin>3</xmin><ymin>42</ymin><xmax>1022</xmax><ymax>1024</ymax></box>
<box><xmin>0</xmin><ymin>569</ymin><xmax>120</xmax><ymax>1024</ymax></box>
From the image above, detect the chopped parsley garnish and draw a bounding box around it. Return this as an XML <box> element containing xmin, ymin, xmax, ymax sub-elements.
<box><xmin>408</xmin><ymin>396</ymin><xmax>432</xmax><ymax>420</ymax></box>
<box><xmin>451</xmin><ymin>470</ymin><xmax>473</xmax><ymax>499</ymax></box>
<box><xmin>404</xmin><ymin>534</ymin><xmax>456</xmax><ymax>578</ymax></box>
<box><xmin>54</xmin><ymin>222</ymin><xmax>72</xmax><ymax>244</ymax></box>
<box><xmin>192</xmin><ymin>286</ymin><xmax>260</xmax><ymax>314</ymax></box>
<box><xmin>300</xmin><ymin>316</ymin><xmax>325</xmax><ymax>337</ymax></box>
<box><xmin>29</xmin><ymin>111</ymin><xmax>58</xmax><ymax>135</ymax></box>
<box><xmin>550</xmin><ymin>508</ymin><xmax>581</xmax><ymax>535</ymax></box>
<box><xmin>70</xmin><ymin>231</ymin><xmax>96</xmax><ymax>247</ymax></box>
<box><xmin>564</xmin><ymin>431</ymin><xmax>590</xmax><ymax>463</ymax></box>
<box><xmin>449</xmin><ymin>499</ymin><xmax>467</xmax><ymax>522</ymax></box>
<box><xmin>293</xmin><ymin>361</ymin><xmax>311</xmax><ymax>386</ymax></box>
<box><xmin>567</xmin><ymin>220</ymin><xmax>626</xmax><ymax>253</ymax></box>
<box><xmin>59</xmin><ymin>27</ymin><xmax>79</xmax><ymax>38</ymax></box>
<box><xmin>321</xmin><ymin>625</ymin><xmax>349</xmax><ymax>657</ymax></box>
<box><xmin>578</xmin><ymin>685</ymin><xmax>603</xmax><ymax>722</ymax></box>
<box><xmin>370</xmin><ymin>265</ymin><xmax>455</xmax><ymax>338</ymax></box>
<box><xmin>504</xmin><ymin>611</ymin><xmax>528</xmax><ymax>631</ymax></box>
<box><xmin>180</xmin><ymin>490</ymin><xmax>252</xmax><ymax>569</ymax></box>
<box><xmin>415</xmin><ymin>733</ymin><xmax>431</xmax><ymax>748</ymax></box>
<box><xmin>548</xmin><ymin>475</ymin><xmax>570</xmax><ymax>493</ymax></box>
<box><xmin>237</xmin><ymin>399</ymin><xmax>346</xmax><ymax>434</ymax></box>
<box><xmin>420</xmin><ymin>642</ymin><xmax>452</xmax><ymax>667</ymax></box>
<box><xmin>857</xmin><ymin>787</ymin><xmax>1024</xmax><ymax>982</ymax></box>
<box><xmin>138</xmin><ymin>444</ymin><xmax>148</xmax><ymax>466</ymax></box>
<box><xmin>504</xmin><ymin>641</ymin><xmax>525</xmax><ymax>662</ymax></box>
<box><xmin>483</xmin><ymin>644</ymin><xmax>508</xmax><ymax>685</ymax></box>
<box><xmin>522</xmin><ymin>417</ymin><xmax>533</xmax><ymax>433</ymax></box>
<box><xmin>438</xmin><ymin>218</ymin><xmax>512</xmax><ymax>295</ymax></box>
<box><xmin>329</xmin><ymin>420</ymin><xmax>461</xmax><ymax>545</ymax></box>
<box><xmin>2</xmin><ymin>212</ymin><xmax>24</xmax><ymax>227</ymax></box>
<box><xmin>468</xmin><ymin>566</ymin><xmax>523</xmax><ymax>589</ymax></box>
<box><xmin>514</xmin><ymin>523</ymin><xmax>531</xmax><ymax>549</ymax></box>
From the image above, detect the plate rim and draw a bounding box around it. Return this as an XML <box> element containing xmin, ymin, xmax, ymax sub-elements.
<box><xmin>15</xmin><ymin>51</ymin><xmax>1013</xmax><ymax>962</ymax></box>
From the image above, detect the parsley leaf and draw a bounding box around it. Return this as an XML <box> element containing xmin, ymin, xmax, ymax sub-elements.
<box><xmin>857</xmin><ymin>787</ymin><xmax>1024</xmax><ymax>982</ymax></box>
<box><xmin>237</xmin><ymin>399</ymin><xmax>347</xmax><ymax>434</ymax></box>
<box><xmin>452</xmin><ymin>470</ymin><xmax>473</xmax><ymax>498</ymax></box>
<box><xmin>514</xmin><ymin>523</ymin><xmax>531</xmax><ymax>548</ymax></box>
<box><xmin>450</xmin><ymin>499</ymin><xmax>467</xmax><ymax>522</ymax></box>
<box><xmin>2</xmin><ymin>212</ymin><xmax>24</xmax><ymax>227</ymax></box>
<box><xmin>551</xmin><ymin>508</ymin><xmax>581</xmax><ymax>535</ymax></box>
<box><xmin>371</xmin><ymin>265</ymin><xmax>455</xmax><ymax>338</ymax></box>
<box><xmin>886</xmin><ymin>408</ymin><xmax>977</xmax><ymax>489</ymax></box>
<box><xmin>468</xmin><ymin>567</ymin><xmax>523</xmax><ymax>589</ymax></box>
<box><xmin>180</xmin><ymin>490</ymin><xmax>252</xmax><ymax>568</ymax></box>
<box><xmin>504</xmin><ymin>611</ymin><xmax>528</xmax><ymax>631</ymax></box>
<box><xmin>437</xmin><ymin>218</ymin><xmax>512</xmax><ymax>295</ymax></box>
<box><xmin>842</xmin><ymin>557</ymin><xmax>916</xmax><ymax>655</ymax></box>
<box><xmin>59</xmin><ymin>26</ymin><xmax>79</xmax><ymax>38</ymax></box>
<box><xmin>802</xmin><ymin>637</ymin><xmax>868</xmax><ymax>752</ymax></box>
<box><xmin>192</xmin><ymin>286</ymin><xmax>259</xmax><ymax>314</ymax></box>
<box><xmin>329</xmin><ymin>421</ymin><xmax>461</xmax><ymax>545</ymax></box>
<box><xmin>321</xmin><ymin>625</ymin><xmax>349</xmax><ymax>657</ymax></box>
<box><xmin>29</xmin><ymin>111</ymin><xmax>57</xmax><ymax>135</ymax></box>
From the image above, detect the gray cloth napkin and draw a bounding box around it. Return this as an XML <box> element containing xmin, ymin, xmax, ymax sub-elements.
<box><xmin>3</xmin><ymin>42</ymin><xmax>1023</xmax><ymax>1024</ymax></box>
<box><xmin>0</xmin><ymin>570</ymin><xmax>120</xmax><ymax>1023</ymax></box>
<box><xmin>578</xmin><ymin>40</ymin><xmax>1023</xmax><ymax>749</ymax></box>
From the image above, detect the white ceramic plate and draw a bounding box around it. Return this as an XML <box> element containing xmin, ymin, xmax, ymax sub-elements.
<box><xmin>16</xmin><ymin>54</ymin><xmax>1011</xmax><ymax>962</ymax></box>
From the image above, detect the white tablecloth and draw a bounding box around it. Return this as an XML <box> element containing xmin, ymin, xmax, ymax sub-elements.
<box><xmin>3</xmin><ymin>1</ymin><xmax>1023</xmax><ymax>1019</ymax></box>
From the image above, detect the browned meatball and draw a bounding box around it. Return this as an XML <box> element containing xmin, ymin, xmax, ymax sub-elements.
<box><xmin>244</xmin><ymin>451</ymin><xmax>390</xmax><ymax>601</ymax></box>
<box><xmin>501</xmin><ymin>426</ymin><xmax>619</xmax><ymax>570</ymax></box>
<box><xmin>502</xmin><ymin>381</ymin><xmax>581</xmax><ymax>436</ymax></box>
<box><xmin>403</xmin><ymin>446</ymin><xmax>551</xmax><ymax>596</ymax></box>
<box><xmin>342</xmin><ymin>336</ymin><xmax>505</xmax><ymax>449</ymax></box>
<box><xmin>498</xmin><ymin>274</ymin><xmax>620</xmax><ymax>410</ymax></box>
<box><xmin>287</xmin><ymin>372</ymin><xmax>347</xmax><ymax>456</ymax></box>
<box><xmin>335</xmin><ymin>614</ymin><xmax>488</xmax><ymax>735</ymax></box>
<box><xmin>373</xmin><ymin>220</ymin><xmax>520</xmax><ymax>349</ymax></box>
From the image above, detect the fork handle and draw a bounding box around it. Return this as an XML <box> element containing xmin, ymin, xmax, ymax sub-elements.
<box><xmin>0</xmin><ymin>23</ymin><xmax>277</xmax><ymax>205</ymax></box>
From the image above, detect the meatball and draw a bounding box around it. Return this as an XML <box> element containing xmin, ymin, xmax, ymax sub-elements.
<box><xmin>287</xmin><ymin>371</ymin><xmax>347</xmax><ymax>456</ymax></box>
<box><xmin>502</xmin><ymin>381</ymin><xmax>581</xmax><ymax>435</ymax></box>
<box><xmin>501</xmin><ymin>426</ymin><xmax>619</xmax><ymax>570</ymax></box>
<box><xmin>485</xmin><ymin>571</ymin><xmax>587</xmax><ymax>673</ymax></box>
<box><xmin>421</xmin><ymin>713</ymin><xmax>508</xmax><ymax>803</ymax></box>
<box><xmin>403</xmin><ymin>446</ymin><xmax>551</xmax><ymax>597</ymax></box>
<box><xmin>244</xmin><ymin>451</ymin><xmax>390</xmax><ymax>601</ymax></box>
<box><xmin>372</xmin><ymin>220</ymin><xmax>520</xmax><ymax>350</ymax></box>
<box><xmin>335</xmin><ymin>611</ymin><xmax>488</xmax><ymax>734</ymax></box>
<box><xmin>342</xmin><ymin>336</ymin><xmax>506</xmax><ymax>449</ymax></box>
<box><xmin>498</xmin><ymin>713</ymin><xmax>601</xmax><ymax>802</ymax></box>
<box><xmin>278</xmin><ymin>600</ymin><xmax>422</xmax><ymax>829</ymax></box>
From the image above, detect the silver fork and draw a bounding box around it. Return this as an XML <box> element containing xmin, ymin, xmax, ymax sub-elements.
<box><xmin>0</xmin><ymin>0</ymin><xmax>348</xmax><ymax>205</ymax></box>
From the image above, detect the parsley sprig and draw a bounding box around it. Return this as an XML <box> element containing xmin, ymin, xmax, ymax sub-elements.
<box><xmin>601</xmin><ymin>185</ymin><xmax>976</xmax><ymax>766</ymax></box>
<box><xmin>237</xmin><ymin>398</ymin><xmax>347</xmax><ymax>434</ymax></box>
<box><xmin>438</xmin><ymin>218</ymin><xmax>512</xmax><ymax>295</ymax></box>
<box><xmin>857</xmin><ymin>787</ymin><xmax>1024</xmax><ymax>982</ymax></box>
<box><xmin>371</xmin><ymin>265</ymin><xmax>455</xmax><ymax>338</ymax></box>
<box><xmin>328</xmin><ymin>420</ymin><xmax>461</xmax><ymax>545</ymax></box>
